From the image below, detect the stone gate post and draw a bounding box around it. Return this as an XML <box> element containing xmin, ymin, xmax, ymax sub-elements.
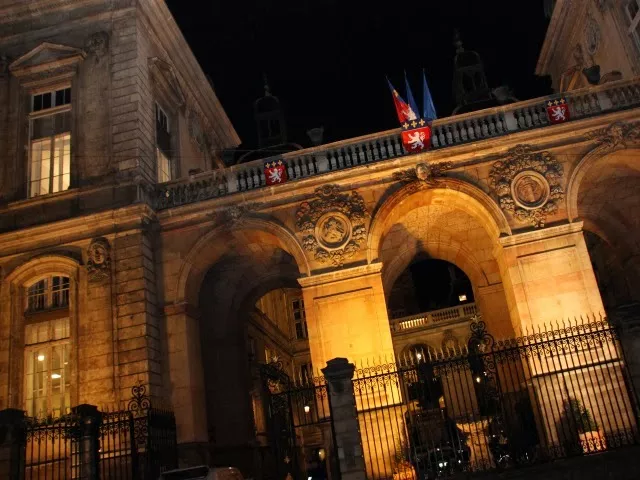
<box><xmin>72</xmin><ymin>404</ymin><xmax>102</xmax><ymax>480</ymax></box>
<box><xmin>0</xmin><ymin>409</ymin><xmax>26</xmax><ymax>480</ymax></box>
<box><xmin>322</xmin><ymin>358</ymin><xmax>366</xmax><ymax>480</ymax></box>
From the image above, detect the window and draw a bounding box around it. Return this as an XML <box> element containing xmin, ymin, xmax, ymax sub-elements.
<box><xmin>292</xmin><ymin>298</ymin><xmax>307</xmax><ymax>340</ymax></box>
<box><xmin>26</xmin><ymin>276</ymin><xmax>70</xmax><ymax>313</ymax></box>
<box><xmin>24</xmin><ymin>275</ymin><xmax>71</xmax><ymax>418</ymax></box>
<box><xmin>29</xmin><ymin>87</ymin><xmax>71</xmax><ymax>197</ymax></box>
<box><xmin>626</xmin><ymin>1</ymin><xmax>640</xmax><ymax>48</ymax></box>
<box><xmin>156</xmin><ymin>103</ymin><xmax>173</xmax><ymax>183</ymax></box>
<box><xmin>298</xmin><ymin>362</ymin><xmax>313</xmax><ymax>383</ymax></box>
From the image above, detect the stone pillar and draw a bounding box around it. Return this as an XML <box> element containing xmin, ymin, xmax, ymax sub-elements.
<box><xmin>499</xmin><ymin>222</ymin><xmax>605</xmax><ymax>331</ymax></box>
<box><xmin>322</xmin><ymin>358</ymin><xmax>366</xmax><ymax>480</ymax></box>
<box><xmin>164</xmin><ymin>303</ymin><xmax>209</xmax><ymax>465</ymax></box>
<box><xmin>72</xmin><ymin>404</ymin><xmax>102</xmax><ymax>480</ymax></box>
<box><xmin>0</xmin><ymin>409</ymin><xmax>25</xmax><ymax>480</ymax></box>
<box><xmin>299</xmin><ymin>263</ymin><xmax>394</xmax><ymax>370</ymax></box>
<box><xmin>611</xmin><ymin>304</ymin><xmax>640</xmax><ymax>399</ymax></box>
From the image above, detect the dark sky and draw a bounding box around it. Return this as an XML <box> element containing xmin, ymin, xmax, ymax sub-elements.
<box><xmin>165</xmin><ymin>0</ymin><xmax>552</xmax><ymax>149</ymax></box>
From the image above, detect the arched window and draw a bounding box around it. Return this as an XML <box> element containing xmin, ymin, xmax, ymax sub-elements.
<box><xmin>23</xmin><ymin>275</ymin><xmax>72</xmax><ymax>418</ymax></box>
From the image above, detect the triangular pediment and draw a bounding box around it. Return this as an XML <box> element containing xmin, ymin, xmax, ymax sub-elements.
<box><xmin>9</xmin><ymin>42</ymin><xmax>86</xmax><ymax>77</ymax></box>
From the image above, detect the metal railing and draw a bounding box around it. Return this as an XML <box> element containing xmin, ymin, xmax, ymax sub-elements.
<box><xmin>353</xmin><ymin>316</ymin><xmax>640</xmax><ymax>479</ymax></box>
<box><xmin>390</xmin><ymin>303</ymin><xmax>478</xmax><ymax>333</ymax></box>
<box><xmin>153</xmin><ymin>77</ymin><xmax>640</xmax><ymax>210</ymax></box>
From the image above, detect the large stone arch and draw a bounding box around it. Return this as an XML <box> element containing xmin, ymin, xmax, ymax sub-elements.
<box><xmin>367</xmin><ymin>178</ymin><xmax>510</xmax><ymax>264</ymax></box>
<box><xmin>175</xmin><ymin>216</ymin><xmax>309</xmax><ymax>307</ymax></box>
<box><xmin>369</xmin><ymin>179</ymin><xmax>514</xmax><ymax>338</ymax></box>
<box><xmin>4</xmin><ymin>254</ymin><xmax>81</xmax><ymax>286</ymax></box>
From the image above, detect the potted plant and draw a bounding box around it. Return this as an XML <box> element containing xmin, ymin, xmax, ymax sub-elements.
<box><xmin>392</xmin><ymin>440</ymin><xmax>416</xmax><ymax>480</ymax></box>
<box><xmin>569</xmin><ymin>399</ymin><xmax>606</xmax><ymax>453</ymax></box>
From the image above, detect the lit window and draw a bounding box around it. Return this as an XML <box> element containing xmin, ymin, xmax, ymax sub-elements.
<box><xmin>626</xmin><ymin>1</ymin><xmax>640</xmax><ymax>49</ymax></box>
<box><xmin>29</xmin><ymin>87</ymin><xmax>71</xmax><ymax>197</ymax></box>
<box><xmin>24</xmin><ymin>318</ymin><xmax>71</xmax><ymax>418</ymax></box>
<box><xmin>26</xmin><ymin>276</ymin><xmax>70</xmax><ymax>313</ymax></box>
<box><xmin>156</xmin><ymin>103</ymin><xmax>173</xmax><ymax>183</ymax></box>
<box><xmin>292</xmin><ymin>298</ymin><xmax>308</xmax><ymax>340</ymax></box>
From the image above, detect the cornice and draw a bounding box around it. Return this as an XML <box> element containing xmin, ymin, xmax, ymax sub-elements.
<box><xmin>499</xmin><ymin>221</ymin><xmax>584</xmax><ymax>248</ymax></box>
<box><xmin>298</xmin><ymin>262</ymin><xmax>383</xmax><ymax>288</ymax></box>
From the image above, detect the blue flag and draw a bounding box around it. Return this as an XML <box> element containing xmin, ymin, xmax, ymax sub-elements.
<box><xmin>404</xmin><ymin>71</ymin><xmax>420</xmax><ymax>121</ymax></box>
<box><xmin>422</xmin><ymin>69</ymin><xmax>437</xmax><ymax>122</ymax></box>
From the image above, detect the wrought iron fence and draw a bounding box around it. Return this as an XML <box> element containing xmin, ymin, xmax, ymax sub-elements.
<box><xmin>1</xmin><ymin>384</ymin><xmax>177</xmax><ymax>480</ymax></box>
<box><xmin>354</xmin><ymin>317</ymin><xmax>640</xmax><ymax>479</ymax></box>
<box><xmin>261</xmin><ymin>362</ymin><xmax>339</xmax><ymax>480</ymax></box>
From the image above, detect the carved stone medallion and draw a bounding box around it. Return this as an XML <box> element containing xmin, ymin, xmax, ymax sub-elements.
<box><xmin>87</xmin><ymin>238</ymin><xmax>111</xmax><ymax>282</ymax></box>
<box><xmin>489</xmin><ymin>145</ymin><xmax>564</xmax><ymax>228</ymax></box>
<box><xmin>296</xmin><ymin>185</ymin><xmax>369</xmax><ymax>266</ymax></box>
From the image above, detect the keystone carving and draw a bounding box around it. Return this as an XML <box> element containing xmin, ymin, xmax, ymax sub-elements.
<box><xmin>585</xmin><ymin>121</ymin><xmax>640</xmax><ymax>151</ymax></box>
<box><xmin>296</xmin><ymin>185</ymin><xmax>369</xmax><ymax>266</ymax></box>
<box><xmin>392</xmin><ymin>161</ymin><xmax>453</xmax><ymax>192</ymax></box>
<box><xmin>489</xmin><ymin>145</ymin><xmax>564</xmax><ymax>228</ymax></box>
<box><xmin>87</xmin><ymin>238</ymin><xmax>111</xmax><ymax>282</ymax></box>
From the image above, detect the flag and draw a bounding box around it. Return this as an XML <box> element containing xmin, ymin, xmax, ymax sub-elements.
<box><xmin>387</xmin><ymin>77</ymin><xmax>418</xmax><ymax>125</ymax></box>
<box><xmin>546</xmin><ymin>98</ymin><xmax>570</xmax><ymax>124</ymax></box>
<box><xmin>422</xmin><ymin>70</ymin><xmax>437</xmax><ymax>122</ymax></box>
<box><xmin>264</xmin><ymin>160</ymin><xmax>288</xmax><ymax>185</ymax></box>
<box><xmin>405</xmin><ymin>71</ymin><xmax>420</xmax><ymax>122</ymax></box>
<box><xmin>401</xmin><ymin>125</ymin><xmax>432</xmax><ymax>153</ymax></box>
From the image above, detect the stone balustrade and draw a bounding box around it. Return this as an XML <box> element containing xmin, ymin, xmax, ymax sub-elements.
<box><xmin>153</xmin><ymin>77</ymin><xmax>640</xmax><ymax>210</ymax></box>
<box><xmin>390</xmin><ymin>303</ymin><xmax>478</xmax><ymax>333</ymax></box>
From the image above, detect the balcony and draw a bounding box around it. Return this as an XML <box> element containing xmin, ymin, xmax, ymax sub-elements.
<box><xmin>154</xmin><ymin>77</ymin><xmax>640</xmax><ymax>210</ymax></box>
<box><xmin>390</xmin><ymin>303</ymin><xmax>478</xmax><ymax>334</ymax></box>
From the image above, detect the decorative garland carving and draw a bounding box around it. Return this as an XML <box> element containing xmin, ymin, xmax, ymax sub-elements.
<box><xmin>584</xmin><ymin>121</ymin><xmax>640</xmax><ymax>151</ymax></box>
<box><xmin>392</xmin><ymin>161</ymin><xmax>453</xmax><ymax>192</ymax></box>
<box><xmin>223</xmin><ymin>202</ymin><xmax>262</xmax><ymax>224</ymax></box>
<box><xmin>87</xmin><ymin>237</ymin><xmax>111</xmax><ymax>282</ymax></box>
<box><xmin>296</xmin><ymin>185</ymin><xmax>369</xmax><ymax>266</ymax></box>
<box><xmin>489</xmin><ymin>145</ymin><xmax>564</xmax><ymax>228</ymax></box>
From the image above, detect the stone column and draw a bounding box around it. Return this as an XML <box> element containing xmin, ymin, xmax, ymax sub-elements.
<box><xmin>299</xmin><ymin>263</ymin><xmax>394</xmax><ymax>370</ymax></box>
<box><xmin>164</xmin><ymin>303</ymin><xmax>209</xmax><ymax>465</ymax></box>
<box><xmin>72</xmin><ymin>404</ymin><xmax>102</xmax><ymax>480</ymax></box>
<box><xmin>322</xmin><ymin>358</ymin><xmax>366</xmax><ymax>480</ymax></box>
<box><xmin>0</xmin><ymin>409</ymin><xmax>25</xmax><ymax>480</ymax></box>
<box><xmin>499</xmin><ymin>222</ymin><xmax>605</xmax><ymax>331</ymax></box>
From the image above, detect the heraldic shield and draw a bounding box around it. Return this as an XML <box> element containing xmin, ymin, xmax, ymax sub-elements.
<box><xmin>264</xmin><ymin>160</ymin><xmax>288</xmax><ymax>185</ymax></box>
<box><xmin>401</xmin><ymin>125</ymin><xmax>432</xmax><ymax>153</ymax></box>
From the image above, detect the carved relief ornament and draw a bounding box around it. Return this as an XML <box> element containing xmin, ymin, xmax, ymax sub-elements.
<box><xmin>584</xmin><ymin>121</ymin><xmax>640</xmax><ymax>152</ymax></box>
<box><xmin>87</xmin><ymin>238</ymin><xmax>111</xmax><ymax>282</ymax></box>
<box><xmin>392</xmin><ymin>161</ymin><xmax>453</xmax><ymax>192</ymax></box>
<box><xmin>295</xmin><ymin>185</ymin><xmax>369</xmax><ymax>266</ymax></box>
<box><xmin>85</xmin><ymin>32</ymin><xmax>109</xmax><ymax>61</ymax></box>
<box><xmin>489</xmin><ymin>145</ymin><xmax>564</xmax><ymax>228</ymax></box>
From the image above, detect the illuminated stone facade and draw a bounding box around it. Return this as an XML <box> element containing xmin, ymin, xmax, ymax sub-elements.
<box><xmin>1</xmin><ymin>0</ymin><xmax>640</xmax><ymax>473</ymax></box>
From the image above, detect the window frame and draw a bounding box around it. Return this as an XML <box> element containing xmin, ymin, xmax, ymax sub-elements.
<box><xmin>626</xmin><ymin>0</ymin><xmax>640</xmax><ymax>49</ymax></box>
<box><xmin>155</xmin><ymin>102</ymin><xmax>174</xmax><ymax>183</ymax></box>
<box><xmin>27</xmin><ymin>84</ymin><xmax>72</xmax><ymax>198</ymax></box>
<box><xmin>22</xmin><ymin>273</ymin><xmax>73</xmax><ymax>418</ymax></box>
<box><xmin>291</xmin><ymin>297</ymin><xmax>308</xmax><ymax>340</ymax></box>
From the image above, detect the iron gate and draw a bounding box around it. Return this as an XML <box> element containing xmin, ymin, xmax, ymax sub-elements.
<box><xmin>261</xmin><ymin>362</ymin><xmax>339</xmax><ymax>480</ymax></box>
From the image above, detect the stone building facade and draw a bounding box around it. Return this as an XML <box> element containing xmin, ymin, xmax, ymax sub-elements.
<box><xmin>1</xmin><ymin>0</ymin><xmax>640</xmax><ymax>475</ymax></box>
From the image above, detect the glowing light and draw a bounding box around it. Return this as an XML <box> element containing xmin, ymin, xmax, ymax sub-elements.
<box><xmin>475</xmin><ymin>376</ymin><xmax>482</xmax><ymax>383</ymax></box>
<box><xmin>318</xmin><ymin>448</ymin><xmax>326</xmax><ymax>461</ymax></box>
<box><xmin>51</xmin><ymin>373</ymin><xmax>61</xmax><ymax>379</ymax></box>
<box><xmin>458</xmin><ymin>294</ymin><xmax>467</xmax><ymax>302</ymax></box>
<box><xmin>37</xmin><ymin>354</ymin><xmax>45</xmax><ymax>362</ymax></box>
<box><xmin>304</xmin><ymin>405</ymin><xmax>310</xmax><ymax>414</ymax></box>
<box><xmin>416</xmin><ymin>352</ymin><xmax>423</xmax><ymax>360</ymax></box>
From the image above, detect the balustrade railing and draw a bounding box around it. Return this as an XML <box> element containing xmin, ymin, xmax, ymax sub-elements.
<box><xmin>154</xmin><ymin>77</ymin><xmax>640</xmax><ymax>210</ymax></box>
<box><xmin>390</xmin><ymin>303</ymin><xmax>478</xmax><ymax>333</ymax></box>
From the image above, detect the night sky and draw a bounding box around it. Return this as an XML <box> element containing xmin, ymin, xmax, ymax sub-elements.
<box><xmin>165</xmin><ymin>0</ymin><xmax>553</xmax><ymax>150</ymax></box>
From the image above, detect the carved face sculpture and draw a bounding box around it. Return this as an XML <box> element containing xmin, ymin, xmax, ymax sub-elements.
<box><xmin>321</xmin><ymin>216</ymin><xmax>346</xmax><ymax>244</ymax></box>
<box><xmin>90</xmin><ymin>244</ymin><xmax>107</xmax><ymax>265</ymax></box>
<box><xmin>415</xmin><ymin>163</ymin><xmax>430</xmax><ymax>181</ymax></box>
